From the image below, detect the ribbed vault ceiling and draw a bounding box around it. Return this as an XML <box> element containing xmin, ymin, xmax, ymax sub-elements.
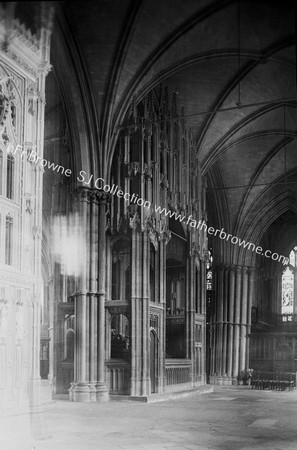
<box><xmin>53</xmin><ymin>0</ymin><xmax>297</xmax><ymax>256</ymax></box>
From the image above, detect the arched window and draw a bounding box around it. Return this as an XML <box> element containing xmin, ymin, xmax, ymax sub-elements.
<box><xmin>66</xmin><ymin>331</ymin><xmax>74</xmax><ymax>361</ymax></box>
<box><xmin>125</xmin><ymin>267</ymin><xmax>131</xmax><ymax>300</ymax></box>
<box><xmin>281</xmin><ymin>247</ymin><xmax>297</xmax><ymax>317</ymax></box>
<box><xmin>205</xmin><ymin>250</ymin><xmax>213</xmax><ymax>315</ymax></box>
<box><xmin>206</xmin><ymin>268</ymin><xmax>213</xmax><ymax>291</ymax></box>
<box><xmin>111</xmin><ymin>242</ymin><xmax>130</xmax><ymax>300</ymax></box>
<box><xmin>6</xmin><ymin>154</ymin><xmax>14</xmax><ymax>199</ymax></box>
<box><xmin>150</xmin><ymin>245</ymin><xmax>155</xmax><ymax>303</ymax></box>
<box><xmin>111</xmin><ymin>260</ymin><xmax>120</xmax><ymax>300</ymax></box>
<box><xmin>5</xmin><ymin>215</ymin><xmax>13</xmax><ymax>265</ymax></box>
<box><xmin>282</xmin><ymin>267</ymin><xmax>293</xmax><ymax>315</ymax></box>
<box><xmin>64</xmin><ymin>314</ymin><xmax>75</xmax><ymax>361</ymax></box>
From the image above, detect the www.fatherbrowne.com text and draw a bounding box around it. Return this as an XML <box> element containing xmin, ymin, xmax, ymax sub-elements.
<box><xmin>155</xmin><ymin>205</ymin><xmax>288</xmax><ymax>265</ymax></box>
<box><xmin>76</xmin><ymin>172</ymin><xmax>288</xmax><ymax>266</ymax></box>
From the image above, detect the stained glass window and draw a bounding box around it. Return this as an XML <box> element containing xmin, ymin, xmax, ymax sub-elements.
<box><xmin>207</xmin><ymin>270</ymin><xmax>212</xmax><ymax>290</ymax></box>
<box><xmin>282</xmin><ymin>266</ymin><xmax>293</xmax><ymax>315</ymax></box>
<box><xmin>206</xmin><ymin>252</ymin><xmax>213</xmax><ymax>290</ymax></box>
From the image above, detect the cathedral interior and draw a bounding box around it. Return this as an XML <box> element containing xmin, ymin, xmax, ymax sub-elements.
<box><xmin>1</xmin><ymin>0</ymin><xmax>297</xmax><ymax>443</ymax></box>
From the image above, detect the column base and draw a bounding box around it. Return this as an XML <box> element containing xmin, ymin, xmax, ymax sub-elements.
<box><xmin>69</xmin><ymin>382</ymin><xmax>98</xmax><ymax>402</ymax></box>
<box><xmin>96</xmin><ymin>382</ymin><xmax>109</xmax><ymax>402</ymax></box>
<box><xmin>156</xmin><ymin>376</ymin><xmax>166</xmax><ymax>394</ymax></box>
<box><xmin>222</xmin><ymin>375</ymin><xmax>233</xmax><ymax>385</ymax></box>
<box><xmin>40</xmin><ymin>379</ymin><xmax>53</xmax><ymax>405</ymax></box>
<box><xmin>130</xmin><ymin>377</ymin><xmax>140</xmax><ymax>397</ymax></box>
<box><xmin>130</xmin><ymin>378</ymin><xmax>151</xmax><ymax>397</ymax></box>
<box><xmin>141</xmin><ymin>377</ymin><xmax>151</xmax><ymax>396</ymax></box>
<box><xmin>232</xmin><ymin>377</ymin><xmax>238</xmax><ymax>385</ymax></box>
<box><xmin>209</xmin><ymin>375</ymin><xmax>233</xmax><ymax>386</ymax></box>
<box><xmin>28</xmin><ymin>377</ymin><xmax>50</xmax><ymax>441</ymax></box>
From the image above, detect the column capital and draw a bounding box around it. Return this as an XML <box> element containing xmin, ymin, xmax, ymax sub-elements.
<box><xmin>73</xmin><ymin>187</ymin><xmax>111</xmax><ymax>204</ymax></box>
<box><xmin>247</xmin><ymin>267</ymin><xmax>255</xmax><ymax>276</ymax></box>
<box><xmin>242</xmin><ymin>265</ymin><xmax>249</xmax><ymax>274</ymax></box>
<box><xmin>143</xmin><ymin>214</ymin><xmax>158</xmax><ymax>247</ymax></box>
<box><xmin>86</xmin><ymin>290</ymin><xmax>106</xmax><ymax>296</ymax></box>
<box><xmin>235</xmin><ymin>265</ymin><xmax>243</xmax><ymax>274</ymax></box>
<box><xmin>158</xmin><ymin>223</ymin><xmax>171</xmax><ymax>245</ymax></box>
<box><xmin>223</xmin><ymin>264</ymin><xmax>234</xmax><ymax>273</ymax></box>
<box><xmin>129</xmin><ymin>209</ymin><xmax>141</xmax><ymax>230</ymax></box>
<box><xmin>74</xmin><ymin>289</ymin><xmax>88</xmax><ymax>296</ymax></box>
<box><xmin>148</xmin><ymin>229</ymin><xmax>159</xmax><ymax>250</ymax></box>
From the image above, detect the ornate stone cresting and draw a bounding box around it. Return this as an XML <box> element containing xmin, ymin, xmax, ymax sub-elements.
<box><xmin>158</xmin><ymin>222</ymin><xmax>171</xmax><ymax>245</ymax></box>
<box><xmin>101</xmin><ymin>85</ymin><xmax>207</xmax><ymax>398</ymax></box>
<box><xmin>0</xmin><ymin>4</ymin><xmax>54</xmax><ymax>77</ymax></box>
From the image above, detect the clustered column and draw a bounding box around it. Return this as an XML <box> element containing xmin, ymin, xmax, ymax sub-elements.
<box><xmin>96</xmin><ymin>193</ymin><xmax>109</xmax><ymax>401</ymax></box>
<box><xmin>210</xmin><ymin>264</ymin><xmax>254</xmax><ymax>384</ymax></box>
<box><xmin>157</xmin><ymin>234</ymin><xmax>167</xmax><ymax>393</ymax></box>
<box><xmin>130</xmin><ymin>224</ymin><xmax>150</xmax><ymax>396</ymax></box>
<box><xmin>69</xmin><ymin>188</ymin><xmax>109</xmax><ymax>402</ymax></box>
<box><xmin>200</xmin><ymin>258</ymin><xmax>207</xmax><ymax>383</ymax></box>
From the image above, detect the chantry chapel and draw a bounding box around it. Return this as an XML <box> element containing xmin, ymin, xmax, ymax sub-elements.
<box><xmin>0</xmin><ymin>0</ymin><xmax>297</xmax><ymax>413</ymax></box>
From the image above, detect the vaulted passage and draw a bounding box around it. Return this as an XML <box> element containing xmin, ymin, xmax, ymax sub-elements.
<box><xmin>0</xmin><ymin>1</ymin><xmax>297</xmax><ymax>446</ymax></box>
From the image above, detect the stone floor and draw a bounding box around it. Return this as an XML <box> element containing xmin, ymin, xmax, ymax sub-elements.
<box><xmin>2</xmin><ymin>386</ymin><xmax>297</xmax><ymax>450</ymax></box>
